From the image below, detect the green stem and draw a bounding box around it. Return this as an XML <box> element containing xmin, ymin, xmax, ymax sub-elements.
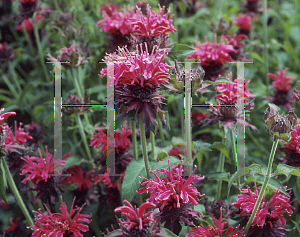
<box><xmin>2</xmin><ymin>158</ymin><xmax>34</xmax><ymax>226</ymax></box>
<box><xmin>246</xmin><ymin>130</ymin><xmax>269</xmax><ymax>156</ymax></box>
<box><xmin>244</xmin><ymin>139</ymin><xmax>279</xmax><ymax>234</ymax></box>
<box><xmin>73</xmin><ymin>68</ymin><xmax>83</xmax><ymax>98</ymax></box>
<box><xmin>28</xmin><ymin>180</ymin><xmax>45</xmax><ymax>212</ymax></box>
<box><xmin>33</xmin><ymin>15</ymin><xmax>50</xmax><ymax>83</ymax></box>
<box><xmin>230</xmin><ymin>128</ymin><xmax>240</xmax><ymax>186</ymax></box>
<box><xmin>185</xmin><ymin>82</ymin><xmax>192</xmax><ymax>176</ymax></box>
<box><xmin>216</xmin><ymin>135</ymin><xmax>226</xmax><ymax>201</ymax></box>
<box><xmin>150</xmin><ymin>131</ymin><xmax>155</xmax><ymax>160</ymax></box>
<box><xmin>8</xmin><ymin>64</ymin><xmax>22</xmax><ymax>94</ymax></box>
<box><xmin>181</xmin><ymin>109</ymin><xmax>184</xmax><ymax>139</ymax></box>
<box><xmin>158</xmin><ymin>118</ymin><xmax>166</xmax><ymax>147</ymax></box>
<box><xmin>263</xmin><ymin>0</ymin><xmax>269</xmax><ymax>94</ymax></box>
<box><xmin>131</xmin><ymin>120</ymin><xmax>138</xmax><ymax>160</ymax></box>
<box><xmin>139</xmin><ymin>115</ymin><xmax>150</xmax><ymax>179</ymax></box>
<box><xmin>75</xmin><ymin>113</ymin><xmax>93</xmax><ymax>161</ymax></box>
<box><xmin>53</xmin><ymin>0</ymin><xmax>61</xmax><ymax>12</ymax></box>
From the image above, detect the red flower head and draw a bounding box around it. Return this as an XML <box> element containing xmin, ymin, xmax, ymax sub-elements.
<box><xmin>19</xmin><ymin>0</ymin><xmax>38</xmax><ymax>17</ymax></box>
<box><xmin>264</xmin><ymin>68</ymin><xmax>296</xmax><ymax>110</ymax></box>
<box><xmin>4</xmin><ymin>217</ymin><xmax>20</xmax><ymax>233</ymax></box>
<box><xmin>115</xmin><ymin>200</ymin><xmax>161</xmax><ymax>237</ymax></box>
<box><xmin>223</xmin><ymin>34</ymin><xmax>249</xmax><ymax>60</ymax></box>
<box><xmin>267</xmin><ymin>68</ymin><xmax>296</xmax><ymax>92</ymax></box>
<box><xmin>232</xmin><ymin>13</ymin><xmax>258</xmax><ymax>35</ymax></box>
<box><xmin>187</xmin><ymin>209</ymin><xmax>244</xmax><ymax>237</ymax></box>
<box><xmin>15</xmin><ymin>18</ymin><xmax>33</xmax><ymax>34</ymax></box>
<box><xmin>138</xmin><ymin>160</ymin><xmax>204</xmax><ymax>234</ymax></box>
<box><xmin>279</xmin><ymin>125</ymin><xmax>300</xmax><ymax>167</ymax></box>
<box><xmin>61</xmin><ymin>165</ymin><xmax>94</xmax><ymax>191</ymax></box>
<box><xmin>30</xmin><ymin>196</ymin><xmax>91</xmax><ymax>237</ymax></box>
<box><xmin>129</xmin><ymin>4</ymin><xmax>176</xmax><ymax>51</ymax></box>
<box><xmin>204</xmin><ymin>72</ymin><xmax>255</xmax><ymax>129</ymax></box>
<box><xmin>20</xmin><ymin>146</ymin><xmax>66</xmax><ymax>184</ymax></box>
<box><xmin>187</xmin><ymin>35</ymin><xmax>237</xmax><ymax>81</ymax></box>
<box><xmin>5</xmin><ymin>121</ymin><xmax>33</xmax><ymax>145</ymax></box>
<box><xmin>233</xmin><ymin>181</ymin><xmax>295</xmax><ymax>231</ymax></box>
<box><xmin>169</xmin><ymin>144</ymin><xmax>195</xmax><ymax>159</ymax></box>
<box><xmin>100</xmin><ymin>44</ymin><xmax>172</xmax><ymax>132</ymax></box>
<box><xmin>192</xmin><ymin>111</ymin><xmax>209</xmax><ymax>126</ymax></box>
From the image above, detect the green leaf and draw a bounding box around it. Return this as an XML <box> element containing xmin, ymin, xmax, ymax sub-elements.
<box><xmin>159</xmin><ymin>227</ymin><xmax>179</xmax><ymax>236</ymax></box>
<box><xmin>122</xmin><ymin>159</ymin><xmax>147</xmax><ymax>202</ymax></box>
<box><xmin>273</xmin><ymin>164</ymin><xmax>300</xmax><ymax>178</ymax></box>
<box><xmin>208</xmin><ymin>172</ymin><xmax>230</xmax><ymax>182</ymax></box>
<box><xmin>104</xmin><ymin>229</ymin><xmax>123</xmax><ymax>236</ymax></box>
<box><xmin>214</xmin><ymin>78</ymin><xmax>236</xmax><ymax>84</ymax></box>
<box><xmin>0</xmin><ymin>158</ymin><xmax>8</xmax><ymax>203</ymax></box>
<box><xmin>212</xmin><ymin>142</ymin><xmax>229</xmax><ymax>159</ymax></box>
<box><xmin>57</xmin><ymin>182</ymin><xmax>78</xmax><ymax>191</ymax></box>
<box><xmin>227</xmin><ymin>167</ymin><xmax>250</xmax><ymax>198</ymax></box>
<box><xmin>168</xmin><ymin>43</ymin><xmax>195</xmax><ymax>60</ymax></box>
<box><xmin>193</xmin><ymin>141</ymin><xmax>212</xmax><ymax>153</ymax></box>
<box><xmin>177</xmin><ymin>1</ymin><xmax>186</xmax><ymax>16</ymax></box>
<box><xmin>171</xmin><ymin>137</ymin><xmax>185</xmax><ymax>145</ymax></box>
<box><xmin>251</xmin><ymin>52</ymin><xmax>264</xmax><ymax>63</ymax></box>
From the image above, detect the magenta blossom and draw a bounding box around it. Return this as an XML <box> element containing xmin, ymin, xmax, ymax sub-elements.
<box><xmin>186</xmin><ymin>210</ymin><xmax>244</xmax><ymax>237</ymax></box>
<box><xmin>233</xmin><ymin>181</ymin><xmax>295</xmax><ymax>229</ymax></box>
<box><xmin>5</xmin><ymin>121</ymin><xmax>33</xmax><ymax>145</ymax></box>
<box><xmin>187</xmin><ymin>35</ymin><xmax>237</xmax><ymax>81</ymax></box>
<box><xmin>232</xmin><ymin>13</ymin><xmax>258</xmax><ymax>32</ymax></box>
<box><xmin>100</xmin><ymin>44</ymin><xmax>172</xmax><ymax>132</ymax></box>
<box><xmin>0</xmin><ymin>108</ymin><xmax>16</xmax><ymax>131</ymax></box>
<box><xmin>30</xmin><ymin>196</ymin><xmax>91</xmax><ymax>237</ymax></box>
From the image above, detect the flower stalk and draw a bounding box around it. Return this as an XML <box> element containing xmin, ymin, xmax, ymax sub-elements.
<box><xmin>158</xmin><ymin>118</ymin><xmax>166</xmax><ymax>147</ymax></box>
<box><xmin>131</xmin><ymin>120</ymin><xmax>138</xmax><ymax>160</ymax></box>
<box><xmin>150</xmin><ymin>131</ymin><xmax>155</xmax><ymax>160</ymax></box>
<box><xmin>216</xmin><ymin>135</ymin><xmax>226</xmax><ymax>200</ymax></box>
<box><xmin>139</xmin><ymin>115</ymin><xmax>150</xmax><ymax>179</ymax></box>
<box><xmin>244</xmin><ymin>138</ymin><xmax>279</xmax><ymax>234</ymax></box>
<box><xmin>185</xmin><ymin>76</ymin><xmax>193</xmax><ymax>176</ymax></box>
<box><xmin>75</xmin><ymin>113</ymin><xmax>93</xmax><ymax>161</ymax></box>
<box><xmin>2</xmin><ymin>157</ymin><xmax>34</xmax><ymax>226</ymax></box>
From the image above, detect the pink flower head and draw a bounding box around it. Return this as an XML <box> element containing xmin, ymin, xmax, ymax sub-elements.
<box><xmin>20</xmin><ymin>146</ymin><xmax>66</xmax><ymax>184</ymax></box>
<box><xmin>187</xmin><ymin>209</ymin><xmax>244</xmax><ymax>237</ymax></box>
<box><xmin>115</xmin><ymin>200</ymin><xmax>157</xmax><ymax>235</ymax></box>
<box><xmin>93</xmin><ymin>171</ymin><xmax>124</xmax><ymax>188</ymax></box>
<box><xmin>215</xmin><ymin>72</ymin><xmax>255</xmax><ymax>103</ymax></box>
<box><xmin>3</xmin><ymin>217</ymin><xmax>20</xmax><ymax>233</ymax></box>
<box><xmin>97</xmin><ymin>5</ymin><xmax>136</xmax><ymax>36</ymax></box>
<box><xmin>283</xmin><ymin>125</ymin><xmax>300</xmax><ymax>153</ymax></box>
<box><xmin>90</xmin><ymin>122</ymin><xmax>132</xmax><ymax>155</ymax></box>
<box><xmin>233</xmin><ymin>181</ymin><xmax>295</xmax><ymax>228</ymax></box>
<box><xmin>30</xmin><ymin>196</ymin><xmax>91</xmax><ymax>237</ymax></box>
<box><xmin>192</xmin><ymin>111</ymin><xmax>209</xmax><ymax>125</ymax></box>
<box><xmin>5</xmin><ymin>121</ymin><xmax>33</xmax><ymax>145</ymax></box>
<box><xmin>61</xmin><ymin>165</ymin><xmax>94</xmax><ymax>191</ymax></box>
<box><xmin>100</xmin><ymin>44</ymin><xmax>172</xmax><ymax>131</ymax></box>
<box><xmin>232</xmin><ymin>13</ymin><xmax>257</xmax><ymax>31</ymax></box>
<box><xmin>0</xmin><ymin>108</ymin><xmax>16</xmax><ymax>131</ymax></box>
<box><xmin>132</xmin><ymin>4</ymin><xmax>176</xmax><ymax>38</ymax></box>
<box><xmin>267</xmin><ymin>68</ymin><xmax>296</xmax><ymax>92</ymax></box>
<box><xmin>15</xmin><ymin>15</ymin><xmax>43</xmax><ymax>34</ymax></box>
<box><xmin>187</xmin><ymin>35</ymin><xmax>237</xmax><ymax>67</ymax></box>
<box><xmin>138</xmin><ymin>160</ymin><xmax>204</xmax><ymax>210</ymax></box>
<box><xmin>223</xmin><ymin>34</ymin><xmax>248</xmax><ymax>49</ymax></box>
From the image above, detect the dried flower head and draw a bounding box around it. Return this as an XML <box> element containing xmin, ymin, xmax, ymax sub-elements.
<box><xmin>62</xmin><ymin>90</ymin><xmax>90</xmax><ymax>115</ymax></box>
<box><xmin>264</xmin><ymin>103</ymin><xmax>298</xmax><ymax>141</ymax></box>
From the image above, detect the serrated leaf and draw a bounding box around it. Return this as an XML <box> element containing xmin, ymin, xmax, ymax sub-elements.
<box><xmin>208</xmin><ymin>172</ymin><xmax>230</xmax><ymax>182</ymax></box>
<box><xmin>212</xmin><ymin>142</ymin><xmax>229</xmax><ymax>159</ymax></box>
<box><xmin>0</xmin><ymin>158</ymin><xmax>8</xmax><ymax>203</ymax></box>
<box><xmin>273</xmin><ymin>164</ymin><xmax>300</xmax><ymax>178</ymax></box>
<box><xmin>122</xmin><ymin>159</ymin><xmax>147</xmax><ymax>202</ymax></box>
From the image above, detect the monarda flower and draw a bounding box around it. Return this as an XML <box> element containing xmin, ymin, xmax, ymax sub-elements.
<box><xmin>3</xmin><ymin>217</ymin><xmax>32</xmax><ymax>237</ymax></box>
<box><xmin>204</xmin><ymin>198</ymin><xmax>236</xmax><ymax>220</ymax></box>
<box><xmin>20</xmin><ymin>146</ymin><xmax>66</xmax><ymax>210</ymax></box>
<box><xmin>129</xmin><ymin>4</ymin><xmax>176</xmax><ymax>52</ymax></box>
<box><xmin>204</xmin><ymin>72</ymin><xmax>255</xmax><ymax>129</ymax></box>
<box><xmin>233</xmin><ymin>181</ymin><xmax>295</xmax><ymax>237</ymax></box>
<box><xmin>30</xmin><ymin>196</ymin><xmax>91</xmax><ymax>237</ymax></box>
<box><xmin>114</xmin><ymin>200</ymin><xmax>162</xmax><ymax>237</ymax></box>
<box><xmin>100</xmin><ymin>44</ymin><xmax>172</xmax><ymax>132</ymax></box>
<box><xmin>232</xmin><ymin>13</ymin><xmax>258</xmax><ymax>36</ymax></box>
<box><xmin>186</xmin><ymin>209</ymin><xmax>244</xmax><ymax>237</ymax></box>
<box><xmin>279</xmin><ymin>125</ymin><xmax>300</xmax><ymax>167</ymax></box>
<box><xmin>187</xmin><ymin>35</ymin><xmax>237</xmax><ymax>81</ymax></box>
<box><xmin>97</xmin><ymin>5</ymin><xmax>137</xmax><ymax>52</ymax></box>
<box><xmin>18</xmin><ymin>0</ymin><xmax>38</xmax><ymax>17</ymax></box>
<box><xmin>192</xmin><ymin>111</ymin><xmax>209</xmax><ymax>126</ymax></box>
<box><xmin>47</xmin><ymin>44</ymin><xmax>89</xmax><ymax>68</ymax></box>
<box><xmin>265</xmin><ymin>68</ymin><xmax>296</xmax><ymax>110</ymax></box>
<box><xmin>25</xmin><ymin>121</ymin><xmax>46</xmax><ymax>147</ymax></box>
<box><xmin>138</xmin><ymin>160</ymin><xmax>204</xmax><ymax>235</ymax></box>
<box><xmin>222</xmin><ymin>34</ymin><xmax>249</xmax><ymax>61</ymax></box>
